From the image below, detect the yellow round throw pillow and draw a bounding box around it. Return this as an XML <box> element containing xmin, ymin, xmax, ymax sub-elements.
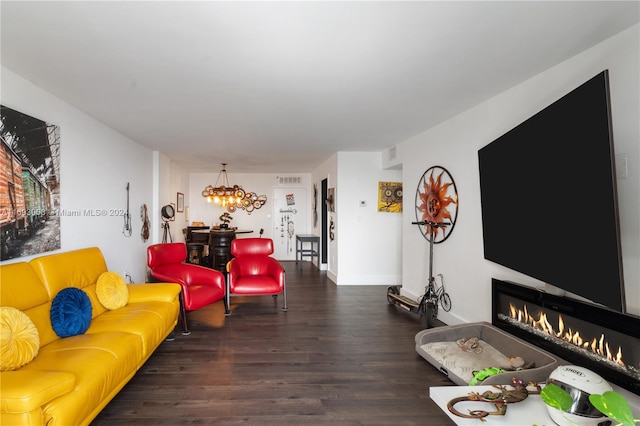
<box><xmin>0</xmin><ymin>306</ymin><xmax>40</xmax><ymax>371</ymax></box>
<box><xmin>96</xmin><ymin>272</ymin><xmax>129</xmax><ymax>310</ymax></box>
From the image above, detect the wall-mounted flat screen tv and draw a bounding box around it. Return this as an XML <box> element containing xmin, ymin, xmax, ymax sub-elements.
<box><xmin>478</xmin><ymin>70</ymin><xmax>625</xmax><ymax>313</ymax></box>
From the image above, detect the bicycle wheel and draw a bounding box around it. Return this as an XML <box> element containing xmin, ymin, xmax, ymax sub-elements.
<box><xmin>440</xmin><ymin>292</ymin><xmax>452</xmax><ymax>312</ymax></box>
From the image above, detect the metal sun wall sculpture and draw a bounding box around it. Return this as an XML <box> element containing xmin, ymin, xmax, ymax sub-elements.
<box><xmin>415</xmin><ymin>165</ymin><xmax>459</xmax><ymax>243</ymax></box>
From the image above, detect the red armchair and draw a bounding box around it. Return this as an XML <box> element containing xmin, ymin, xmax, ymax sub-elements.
<box><xmin>225</xmin><ymin>238</ymin><xmax>287</xmax><ymax>315</ymax></box>
<box><xmin>147</xmin><ymin>242</ymin><xmax>226</xmax><ymax>335</ymax></box>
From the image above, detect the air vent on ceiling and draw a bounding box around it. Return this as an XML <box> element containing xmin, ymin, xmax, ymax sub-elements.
<box><xmin>277</xmin><ymin>176</ymin><xmax>302</xmax><ymax>185</ymax></box>
<box><xmin>388</xmin><ymin>147</ymin><xmax>397</xmax><ymax>161</ymax></box>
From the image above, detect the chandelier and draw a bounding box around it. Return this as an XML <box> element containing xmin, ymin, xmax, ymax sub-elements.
<box><xmin>201</xmin><ymin>163</ymin><xmax>267</xmax><ymax>214</ymax></box>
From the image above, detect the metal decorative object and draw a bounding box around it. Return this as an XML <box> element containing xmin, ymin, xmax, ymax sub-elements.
<box><xmin>312</xmin><ymin>183</ymin><xmax>318</xmax><ymax>227</ymax></box>
<box><xmin>447</xmin><ymin>378</ymin><xmax>541</xmax><ymax>420</ymax></box>
<box><xmin>202</xmin><ymin>163</ymin><xmax>267</xmax><ymax>214</ymax></box>
<box><xmin>415</xmin><ymin>165</ymin><xmax>458</xmax><ymax>243</ymax></box>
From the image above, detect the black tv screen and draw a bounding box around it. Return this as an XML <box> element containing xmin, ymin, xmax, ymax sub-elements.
<box><xmin>478</xmin><ymin>70</ymin><xmax>625</xmax><ymax>312</ymax></box>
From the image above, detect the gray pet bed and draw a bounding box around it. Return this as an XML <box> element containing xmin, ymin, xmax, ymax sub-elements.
<box><xmin>415</xmin><ymin>321</ymin><xmax>560</xmax><ymax>386</ymax></box>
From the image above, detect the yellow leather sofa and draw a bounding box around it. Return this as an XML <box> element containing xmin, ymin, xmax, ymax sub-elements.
<box><xmin>0</xmin><ymin>247</ymin><xmax>181</xmax><ymax>425</ymax></box>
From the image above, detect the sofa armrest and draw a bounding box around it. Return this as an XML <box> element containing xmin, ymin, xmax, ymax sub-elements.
<box><xmin>1</xmin><ymin>370</ymin><xmax>75</xmax><ymax>414</ymax></box>
<box><xmin>127</xmin><ymin>283</ymin><xmax>181</xmax><ymax>304</ymax></box>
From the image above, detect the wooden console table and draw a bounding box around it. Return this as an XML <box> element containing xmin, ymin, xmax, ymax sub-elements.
<box><xmin>295</xmin><ymin>234</ymin><xmax>319</xmax><ymax>264</ymax></box>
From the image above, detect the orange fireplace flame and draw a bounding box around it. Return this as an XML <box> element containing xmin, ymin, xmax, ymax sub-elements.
<box><xmin>508</xmin><ymin>303</ymin><xmax>625</xmax><ymax>367</ymax></box>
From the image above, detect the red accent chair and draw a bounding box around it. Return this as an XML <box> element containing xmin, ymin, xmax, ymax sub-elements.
<box><xmin>225</xmin><ymin>238</ymin><xmax>287</xmax><ymax>315</ymax></box>
<box><xmin>147</xmin><ymin>242</ymin><xmax>226</xmax><ymax>335</ymax></box>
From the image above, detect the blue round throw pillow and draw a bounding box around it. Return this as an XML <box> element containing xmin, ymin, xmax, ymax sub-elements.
<box><xmin>50</xmin><ymin>288</ymin><xmax>92</xmax><ymax>338</ymax></box>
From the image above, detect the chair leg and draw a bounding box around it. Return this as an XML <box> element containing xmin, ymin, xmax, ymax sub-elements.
<box><xmin>224</xmin><ymin>293</ymin><xmax>230</xmax><ymax>316</ymax></box>
<box><xmin>179</xmin><ymin>292</ymin><xmax>191</xmax><ymax>335</ymax></box>
<box><xmin>281</xmin><ymin>277</ymin><xmax>288</xmax><ymax>312</ymax></box>
<box><xmin>224</xmin><ymin>276</ymin><xmax>232</xmax><ymax>316</ymax></box>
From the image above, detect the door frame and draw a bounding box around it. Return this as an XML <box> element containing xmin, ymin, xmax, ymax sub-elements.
<box><xmin>321</xmin><ymin>178</ymin><xmax>328</xmax><ymax>264</ymax></box>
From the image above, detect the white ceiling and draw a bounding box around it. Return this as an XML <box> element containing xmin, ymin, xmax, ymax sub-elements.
<box><xmin>2</xmin><ymin>1</ymin><xmax>639</xmax><ymax>173</ymax></box>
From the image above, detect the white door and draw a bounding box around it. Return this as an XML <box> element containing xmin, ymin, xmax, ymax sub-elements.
<box><xmin>272</xmin><ymin>187</ymin><xmax>308</xmax><ymax>260</ymax></box>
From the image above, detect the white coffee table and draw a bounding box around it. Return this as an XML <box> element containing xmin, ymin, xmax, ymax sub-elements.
<box><xmin>429</xmin><ymin>384</ymin><xmax>555</xmax><ymax>425</ymax></box>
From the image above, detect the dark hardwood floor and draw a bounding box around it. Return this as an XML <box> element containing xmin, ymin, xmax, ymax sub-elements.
<box><xmin>92</xmin><ymin>261</ymin><xmax>456</xmax><ymax>425</ymax></box>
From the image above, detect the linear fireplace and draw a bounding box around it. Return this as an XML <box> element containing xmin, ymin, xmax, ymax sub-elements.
<box><xmin>492</xmin><ymin>279</ymin><xmax>640</xmax><ymax>395</ymax></box>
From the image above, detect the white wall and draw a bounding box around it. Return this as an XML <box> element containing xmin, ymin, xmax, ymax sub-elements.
<box><xmin>155</xmin><ymin>152</ymin><xmax>190</xmax><ymax>244</ymax></box>
<box><xmin>335</xmin><ymin>152</ymin><xmax>402</xmax><ymax>285</ymax></box>
<box><xmin>1</xmin><ymin>67</ymin><xmax>155</xmax><ymax>282</ymax></box>
<box><xmin>187</xmin><ymin>171</ymin><xmax>312</xmax><ymax>243</ymax></box>
<box><xmin>399</xmin><ymin>24</ymin><xmax>640</xmax><ymax>322</ymax></box>
<box><xmin>312</xmin><ymin>154</ymin><xmax>338</xmax><ymax>279</ymax></box>
<box><xmin>306</xmin><ymin>152</ymin><xmax>403</xmax><ymax>285</ymax></box>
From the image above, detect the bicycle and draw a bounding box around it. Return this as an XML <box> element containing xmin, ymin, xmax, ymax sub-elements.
<box><xmin>419</xmin><ymin>272</ymin><xmax>452</xmax><ymax>327</ymax></box>
<box><xmin>386</xmin><ymin>220</ymin><xmax>452</xmax><ymax>328</ymax></box>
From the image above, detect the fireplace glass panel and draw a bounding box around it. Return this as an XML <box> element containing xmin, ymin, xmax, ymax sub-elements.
<box><xmin>492</xmin><ymin>279</ymin><xmax>640</xmax><ymax>395</ymax></box>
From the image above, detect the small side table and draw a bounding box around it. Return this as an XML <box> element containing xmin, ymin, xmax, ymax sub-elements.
<box><xmin>295</xmin><ymin>234</ymin><xmax>319</xmax><ymax>265</ymax></box>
